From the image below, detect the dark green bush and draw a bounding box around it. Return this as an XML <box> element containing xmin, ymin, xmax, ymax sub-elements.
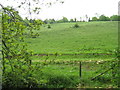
<box><xmin>2</xmin><ymin>71</ymin><xmax>40</xmax><ymax>88</ymax></box>
<box><xmin>73</xmin><ymin>23</ymin><xmax>79</xmax><ymax>28</ymax></box>
<box><xmin>48</xmin><ymin>25</ymin><xmax>51</xmax><ymax>28</ymax></box>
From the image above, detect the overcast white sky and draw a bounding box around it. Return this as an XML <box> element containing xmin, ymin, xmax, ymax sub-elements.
<box><xmin>1</xmin><ymin>0</ymin><xmax>120</xmax><ymax>20</ymax></box>
<box><xmin>39</xmin><ymin>0</ymin><xmax>120</xmax><ymax>20</ymax></box>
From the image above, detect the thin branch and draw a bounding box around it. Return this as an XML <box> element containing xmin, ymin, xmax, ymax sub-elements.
<box><xmin>91</xmin><ymin>67</ymin><xmax>113</xmax><ymax>80</ymax></box>
<box><xmin>91</xmin><ymin>62</ymin><xmax>117</xmax><ymax>81</ymax></box>
<box><xmin>0</xmin><ymin>4</ymin><xmax>32</xmax><ymax>27</ymax></box>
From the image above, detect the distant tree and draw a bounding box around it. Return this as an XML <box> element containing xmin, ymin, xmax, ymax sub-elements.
<box><xmin>57</xmin><ymin>19</ymin><xmax>63</xmax><ymax>23</ymax></box>
<box><xmin>62</xmin><ymin>17</ymin><xmax>68</xmax><ymax>22</ymax></box>
<box><xmin>74</xmin><ymin>18</ymin><xmax>77</xmax><ymax>22</ymax></box>
<box><xmin>70</xmin><ymin>19</ymin><xmax>74</xmax><ymax>22</ymax></box>
<box><xmin>51</xmin><ymin>19</ymin><xmax>56</xmax><ymax>23</ymax></box>
<box><xmin>56</xmin><ymin>17</ymin><xmax>68</xmax><ymax>23</ymax></box>
<box><xmin>119</xmin><ymin>16</ymin><xmax>120</xmax><ymax>21</ymax></box>
<box><xmin>92</xmin><ymin>15</ymin><xmax>110</xmax><ymax>21</ymax></box>
<box><xmin>99</xmin><ymin>15</ymin><xmax>107</xmax><ymax>21</ymax></box>
<box><xmin>110</xmin><ymin>15</ymin><xmax>120</xmax><ymax>21</ymax></box>
<box><xmin>92</xmin><ymin>17</ymin><xmax>98</xmax><ymax>21</ymax></box>
<box><xmin>83</xmin><ymin>20</ymin><xmax>85</xmax><ymax>22</ymax></box>
<box><xmin>43</xmin><ymin>19</ymin><xmax>55</xmax><ymax>24</ymax></box>
<box><xmin>106</xmin><ymin>16</ymin><xmax>110</xmax><ymax>21</ymax></box>
<box><xmin>44</xmin><ymin>19</ymin><xmax>49</xmax><ymax>24</ymax></box>
<box><xmin>48</xmin><ymin>19</ymin><xmax>55</xmax><ymax>24</ymax></box>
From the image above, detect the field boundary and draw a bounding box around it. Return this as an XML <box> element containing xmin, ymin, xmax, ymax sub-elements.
<box><xmin>34</xmin><ymin>53</ymin><xmax>114</xmax><ymax>56</ymax></box>
<box><xmin>33</xmin><ymin>59</ymin><xmax>118</xmax><ymax>64</ymax></box>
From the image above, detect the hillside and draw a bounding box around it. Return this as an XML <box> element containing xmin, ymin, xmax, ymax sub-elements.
<box><xmin>25</xmin><ymin>21</ymin><xmax>118</xmax><ymax>61</ymax></box>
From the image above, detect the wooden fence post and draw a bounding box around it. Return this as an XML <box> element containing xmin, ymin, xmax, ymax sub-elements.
<box><xmin>79</xmin><ymin>61</ymin><xmax>82</xmax><ymax>78</ymax></box>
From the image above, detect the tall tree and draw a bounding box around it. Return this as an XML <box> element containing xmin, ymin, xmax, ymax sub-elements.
<box><xmin>70</xmin><ymin>19</ymin><xmax>74</xmax><ymax>22</ymax></box>
<box><xmin>62</xmin><ymin>17</ymin><xmax>68</xmax><ymax>22</ymax></box>
<box><xmin>74</xmin><ymin>18</ymin><xmax>77</xmax><ymax>22</ymax></box>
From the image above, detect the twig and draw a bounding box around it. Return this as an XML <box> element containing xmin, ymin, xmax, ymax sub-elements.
<box><xmin>91</xmin><ymin>67</ymin><xmax>112</xmax><ymax>80</ymax></box>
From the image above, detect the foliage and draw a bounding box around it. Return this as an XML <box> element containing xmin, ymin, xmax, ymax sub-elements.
<box><xmin>57</xmin><ymin>19</ymin><xmax>64</xmax><ymax>23</ymax></box>
<box><xmin>46</xmin><ymin>74</ymin><xmax>78</xmax><ymax>88</ymax></box>
<box><xmin>1</xmin><ymin>6</ymin><xmax>43</xmax><ymax>88</ymax></box>
<box><xmin>23</xmin><ymin>18</ymin><xmax>44</xmax><ymax>38</ymax></box>
<box><xmin>2</xmin><ymin>0</ymin><xmax>64</xmax><ymax>19</ymax></box>
<box><xmin>74</xmin><ymin>18</ymin><xmax>77</xmax><ymax>22</ymax></box>
<box><xmin>56</xmin><ymin>17</ymin><xmax>69</xmax><ymax>23</ymax></box>
<box><xmin>1</xmin><ymin>0</ymin><xmax>119</xmax><ymax>88</ymax></box>
<box><xmin>112</xmin><ymin>49</ymin><xmax>120</xmax><ymax>86</ymax></box>
<box><xmin>92</xmin><ymin>17</ymin><xmax>98</xmax><ymax>21</ymax></box>
<box><xmin>33</xmin><ymin>62</ymin><xmax>117</xmax><ymax>88</ymax></box>
<box><xmin>91</xmin><ymin>15</ymin><xmax>120</xmax><ymax>21</ymax></box>
<box><xmin>29</xmin><ymin>19</ymin><xmax>44</xmax><ymax>31</ymax></box>
<box><xmin>70</xmin><ymin>19</ymin><xmax>74</xmax><ymax>22</ymax></box>
<box><xmin>44</xmin><ymin>19</ymin><xmax>55</xmax><ymax>24</ymax></box>
<box><xmin>110</xmin><ymin>15</ymin><xmax>120</xmax><ymax>21</ymax></box>
<box><xmin>62</xmin><ymin>17</ymin><xmax>68</xmax><ymax>22</ymax></box>
<box><xmin>36</xmin><ymin>64</ymin><xmax>80</xmax><ymax>88</ymax></box>
<box><xmin>47</xmin><ymin>24</ymin><xmax>51</xmax><ymax>28</ymax></box>
<box><xmin>1</xmin><ymin>0</ymin><xmax>64</xmax><ymax>88</ymax></box>
<box><xmin>105</xmin><ymin>16</ymin><xmax>110</xmax><ymax>21</ymax></box>
<box><xmin>26</xmin><ymin>21</ymin><xmax>118</xmax><ymax>88</ymax></box>
<box><xmin>73</xmin><ymin>23</ymin><xmax>80</xmax><ymax>28</ymax></box>
<box><xmin>99</xmin><ymin>15</ymin><xmax>110</xmax><ymax>21</ymax></box>
<box><xmin>43</xmin><ymin>19</ymin><xmax>49</xmax><ymax>24</ymax></box>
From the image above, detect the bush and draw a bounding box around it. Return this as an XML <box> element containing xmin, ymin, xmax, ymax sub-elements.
<box><xmin>2</xmin><ymin>71</ymin><xmax>39</xmax><ymax>88</ymax></box>
<box><xmin>48</xmin><ymin>25</ymin><xmax>51</xmax><ymax>28</ymax></box>
<box><xmin>73</xmin><ymin>23</ymin><xmax>79</xmax><ymax>28</ymax></box>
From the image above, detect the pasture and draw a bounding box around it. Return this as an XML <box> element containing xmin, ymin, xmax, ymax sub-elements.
<box><xmin>26</xmin><ymin>21</ymin><xmax>118</xmax><ymax>60</ymax></box>
<box><xmin>25</xmin><ymin>21</ymin><xmax>118</xmax><ymax>88</ymax></box>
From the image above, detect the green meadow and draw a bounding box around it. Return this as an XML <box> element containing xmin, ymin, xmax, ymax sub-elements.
<box><xmin>25</xmin><ymin>21</ymin><xmax>118</xmax><ymax>61</ymax></box>
<box><xmin>23</xmin><ymin>21</ymin><xmax>118</xmax><ymax>88</ymax></box>
<box><xmin>26</xmin><ymin>21</ymin><xmax>118</xmax><ymax>54</ymax></box>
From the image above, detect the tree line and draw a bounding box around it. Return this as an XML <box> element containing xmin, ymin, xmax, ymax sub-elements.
<box><xmin>43</xmin><ymin>15</ymin><xmax>120</xmax><ymax>24</ymax></box>
<box><xmin>20</xmin><ymin>14</ymin><xmax>120</xmax><ymax>25</ymax></box>
<box><xmin>92</xmin><ymin>15</ymin><xmax>120</xmax><ymax>21</ymax></box>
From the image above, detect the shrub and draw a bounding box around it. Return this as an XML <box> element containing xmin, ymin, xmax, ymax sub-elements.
<box><xmin>73</xmin><ymin>23</ymin><xmax>79</xmax><ymax>28</ymax></box>
<box><xmin>48</xmin><ymin>25</ymin><xmax>51</xmax><ymax>28</ymax></box>
<box><xmin>2</xmin><ymin>70</ymin><xmax>39</xmax><ymax>88</ymax></box>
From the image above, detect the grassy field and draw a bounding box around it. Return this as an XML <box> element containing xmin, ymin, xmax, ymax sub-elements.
<box><xmin>25</xmin><ymin>21</ymin><xmax>118</xmax><ymax>61</ymax></box>
<box><xmin>32</xmin><ymin>61</ymin><xmax>116</xmax><ymax>88</ymax></box>
<box><xmin>25</xmin><ymin>21</ymin><xmax>118</xmax><ymax>88</ymax></box>
<box><xmin>26</xmin><ymin>21</ymin><xmax>118</xmax><ymax>54</ymax></box>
